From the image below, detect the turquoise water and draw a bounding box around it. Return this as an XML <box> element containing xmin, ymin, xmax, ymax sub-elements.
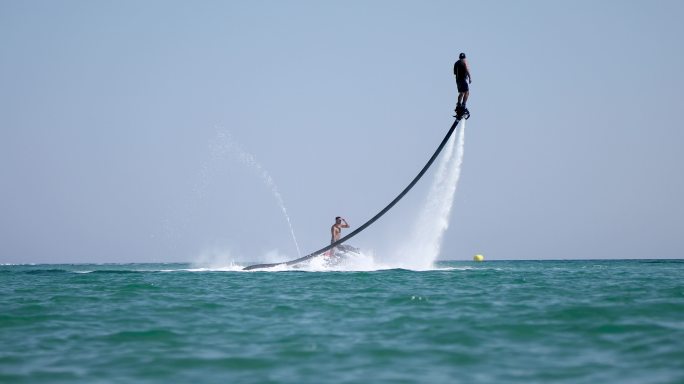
<box><xmin>1</xmin><ymin>260</ymin><xmax>682</xmax><ymax>383</ymax></box>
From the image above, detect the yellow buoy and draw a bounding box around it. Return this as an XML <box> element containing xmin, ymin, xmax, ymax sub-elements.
<box><xmin>473</xmin><ymin>254</ymin><xmax>484</xmax><ymax>262</ymax></box>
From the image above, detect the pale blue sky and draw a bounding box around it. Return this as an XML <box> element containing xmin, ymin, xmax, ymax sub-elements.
<box><xmin>1</xmin><ymin>0</ymin><xmax>682</xmax><ymax>263</ymax></box>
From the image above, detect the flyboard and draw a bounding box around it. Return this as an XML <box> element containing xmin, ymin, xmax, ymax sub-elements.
<box><xmin>243</xmin><ymin>111</ymin><xmax>470</xmax><ymax>271</ymax></box>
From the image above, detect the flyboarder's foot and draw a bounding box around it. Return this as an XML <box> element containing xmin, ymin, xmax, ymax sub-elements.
<box><xmin>454</xmin><ymin>105</ymin><xmax>465</xmax><ymax>117</ymax></box>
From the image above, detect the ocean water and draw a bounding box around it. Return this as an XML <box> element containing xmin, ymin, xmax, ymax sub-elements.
<box><xmin>1</xmin><ymin>260</ymin><xmax>682</xmax><ymax>383</ymax></box>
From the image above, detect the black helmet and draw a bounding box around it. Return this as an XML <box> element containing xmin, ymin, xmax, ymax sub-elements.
<box><xmin>459</xmin><ymin>52</ymin><xmax>466</xmax><ymax>59</ymax></box>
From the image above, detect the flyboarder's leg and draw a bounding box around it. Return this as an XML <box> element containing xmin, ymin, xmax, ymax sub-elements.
<box><xmin>455</xmin><ymin>93</ymin><xmax>463</xmax><ymax>115</ymax></box>
<box><xmin>461</xmin><ymin>90</ymin><xmax>470</xmax><ymax>117</ymax></box>
<box><xmin>455</xmin><ymin>77</ymin><xmax>464</xmax><ymax>113</ymax></box>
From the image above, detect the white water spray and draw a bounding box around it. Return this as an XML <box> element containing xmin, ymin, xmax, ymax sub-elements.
<box><xmin>213</xmin><ymin>130</ymin><xmax>303</xmax><ymax>258</ymax></box>
<box><xmin>391</xmin><ymin>120</ymin><xmax>467</xmax><ymax>269</ymax></box>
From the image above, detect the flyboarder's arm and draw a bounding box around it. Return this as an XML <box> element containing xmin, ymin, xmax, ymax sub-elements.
<box><xmin>341</xmin><ymin>219</ymin><xmax>349</xmax><ymax>228</ymax></box>
<box><xmin>465</xmin><ymin>60</ymin><xmax>472</xmax><ymax>83</ymax></box>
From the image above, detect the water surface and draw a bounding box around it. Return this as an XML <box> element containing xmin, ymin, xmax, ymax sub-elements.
<box><xmin>1</xmin><ymin>260</ymin><xmax>682</xmax><ymax>383</ymax></box>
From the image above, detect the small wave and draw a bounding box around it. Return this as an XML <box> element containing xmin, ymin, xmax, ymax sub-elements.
<box><xmin>164</xmin><ymin>265</ymin><xmax>247</xmax><ymax>272</ymax></box>
<box><xmin>1</xmin><ymin>263</ymin><xmax>37</xmax><ymax>266</ymax></box>
<box><xmin>638</xmin><ymin>259</ymin><xmax>683</xmax><ymax>264</ymax></box>
<box><xmin>22</xmin><ymin>269</ymin><xmax>70</xmax><ymax>275</ymax></box>
<box><xmin>68</xmin><ymin>269</ymin><xmax>160</xmax><ymax>274</ymax></box>
<box><xmin>87</xmin><ymin>270</ymin><xmax>148</xmax><ymax>275</ymax></box>
<box><xmin>102</xmin><ymin>329</ymin><xmax>179</xmax><ymax>342</ymax></box>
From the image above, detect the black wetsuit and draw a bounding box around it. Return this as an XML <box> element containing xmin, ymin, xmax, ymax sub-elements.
<box><xmin>454</xmin><ymin>59</ymin><xmax>470</xmax><ymax>93</ymax></box>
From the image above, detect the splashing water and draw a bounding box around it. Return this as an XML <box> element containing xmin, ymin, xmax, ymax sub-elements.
<box><xmin>158</xmin><ymin>129</ymin><xmax>303</xmax><ymax>259</ymax></box>
<box><xmin>390</xmin><ymin>120</ymin><xmax>467</xmax><ymax>269</ymax></box>
<box><xmin>249</xmin><ymin>120</ymin><xmax>468</xmax><ymax>273</ymax></box>
<box><xmin>234</xmin><ymin>120</ymin><xmax>467</xmax><ymax>272</ymax></box>
<box><xmin>188</xmin><ymin>121</ymin><xmax>466</xmax><ymax>272</ymax></box>
<box><xmin>213</xmin><ymin>130</ymin><xmax>303</xmax><ymax>258</ymax></box>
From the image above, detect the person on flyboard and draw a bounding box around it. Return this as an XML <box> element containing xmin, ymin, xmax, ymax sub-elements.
<box><xmin>454</xmin><ymin>52</ymin><xmax>472</xmax><ymax>119</ymax></box>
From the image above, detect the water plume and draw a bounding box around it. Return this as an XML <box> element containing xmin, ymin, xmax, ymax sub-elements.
<box><xmin>213</xmin><ymin>130</ymin><xmax>303</xmax><ymax>258</ymax></box>
<box><xmin>391</xmin><ymin>120</ymin><xmax>466</xmax><ymax>269</ymax></box>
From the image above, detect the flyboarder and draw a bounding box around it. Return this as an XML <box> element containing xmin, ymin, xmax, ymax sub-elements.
<box><xmin>454</xmin><ymin>52</ymin><xmax>472</xmax><ymax>118</ymax></box>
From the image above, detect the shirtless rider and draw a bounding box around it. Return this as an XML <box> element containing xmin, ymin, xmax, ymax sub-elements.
<box><xmin>331</xmin><ymin>216</ymin><xmax>349</xmax><ymax>245</ymax></box>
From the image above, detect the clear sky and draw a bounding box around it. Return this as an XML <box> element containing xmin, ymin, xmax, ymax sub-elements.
<box><xmin>1</xmin><ymin>0</ymin><xmax>683</xmax><ymax>264</ymax></box>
